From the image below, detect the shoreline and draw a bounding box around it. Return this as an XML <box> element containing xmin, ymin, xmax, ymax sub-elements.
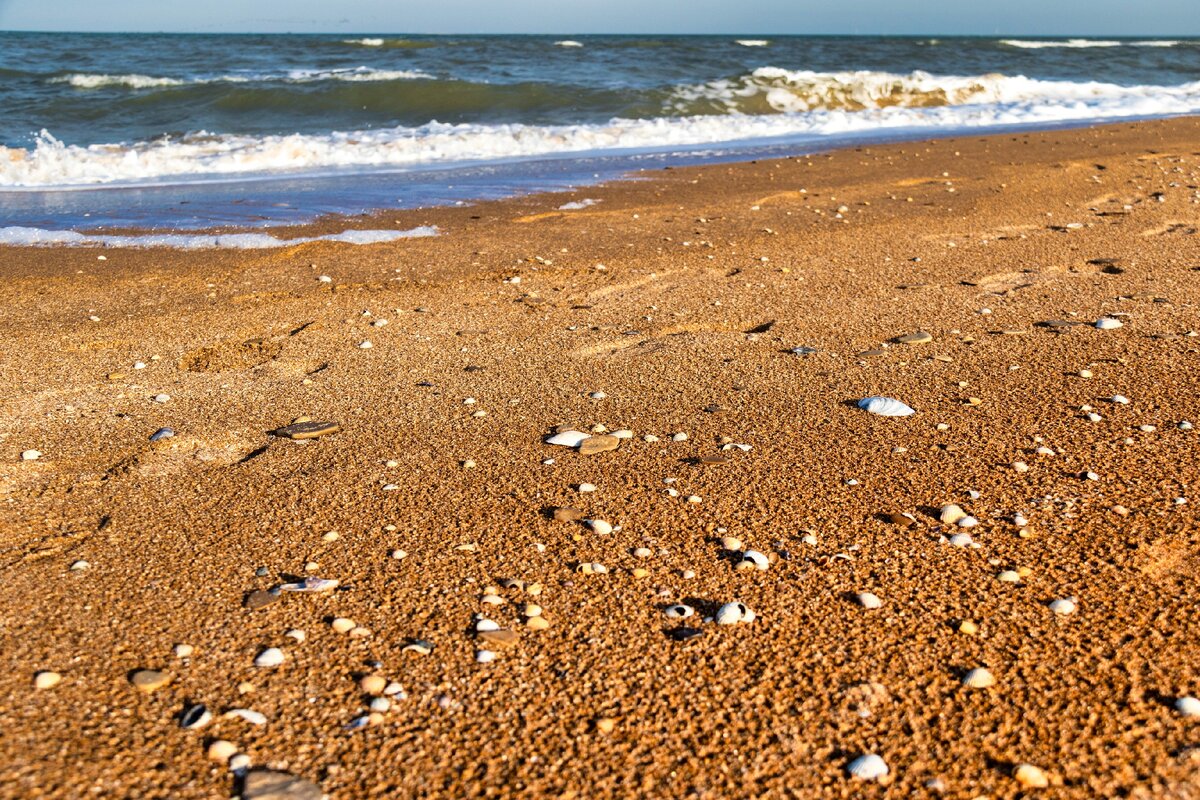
<box><xmin>1</xmin><ymin>115</ymin><xmax>1199</xmax><ymax>798</ymax></box>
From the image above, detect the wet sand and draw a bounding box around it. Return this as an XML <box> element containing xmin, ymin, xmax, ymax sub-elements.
<box><xmin>1</xmin><ymin>117</ymin><xmax>1199</xmax><ymax>799</ymax></box>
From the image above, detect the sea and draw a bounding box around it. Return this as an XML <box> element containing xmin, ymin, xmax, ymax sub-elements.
<box><xmin>1</xmin><ymin>32</ymin><xmax>1198</xmax><ymax>246</ymax></box>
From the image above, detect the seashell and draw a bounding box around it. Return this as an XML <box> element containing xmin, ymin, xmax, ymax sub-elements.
<box><xmin>33</xmin><ymin>671</ymin><xmax>61</xmax><ymax>690</ymax></box>
<box><xmin>284</xmin><ymin>629</ymin><xmax>304</xmax><ymax>643</ymax></box>
<box><xmin>632</xmin><ymin>547</ymin><xmax>652</xmax><ymax>558</ymax></box>
<box><xmin>939</xmin><ymin>504</ymin><xmax>967</xmax><ymax>524</ymax></box>
<box><xmin>475</xmin><ymin>618</ymin><xmax>500</xmax><ymax>632</ymax></box>
<box><xmin>585</xmin><ymin>519</ymin><xmax>613</xmax><ymax>535</ymax></box>
<box><xmin>207</xmin><ymin>740</ymin><xmax>237</xmax><ymax>764</ymax></box>
<box><xmin>957</xmin><ymin>516</ymin><xmax>979</xmax><ymax>528</ymax></box>
<box><xmin>360</xmin><ymin>675</ymin><xmax>387</xmax><ymax>695</ymax></box>
<box><xmin>997</xmin><ymin>570</ymin><xmax>1021</xmax><ymax>583</ymax></box>
<box><xmin>278</xmin><ymin>576</ymin><xmax>339</xmax><ymax>593</ymax></box>
<box><xmin>720</xmin><ymin>536</ymin><xmax>743</xmax><ymax>551</ymax></box>
<box><xmin>612</xmin><ymin>429</ymin><xmax>634</xmax><ymax>439</ymax></box>
<box><xmin>481</xmin><ymin>593</ymin><xmax>504</xmax><ymax>605</ymax></box>
<box><xmin>948</xmin><ymin>533</ymin><xmax>973</xmax><ymax>548</ymax></box>
<box><xmin>545</xmin><ymin>431</ymin><xmax>588</xmax><ymax>448</ymax></box>
<box><xmin>402</xmin><ymin>639</ymin><xmax>434</xmax><ymax>655</ymax></box>
<box><xmin>228</xmin><ymin>753</ymin><xmax>251</xmax><ymax>772</ymax></box>
<box><xmin>715</xmin><ymin>602</ymin><xmax>750</xmax><ymax>625</ymax></box>
<box><xmin>1013</xmin><ymin>764</ymin><xmax>1050</xmax><ymax>789</ymax></box>
<box><xmin>344</xmin><ymin>715</ymin><xmax>373</xmax><ymax>731</ymax></box>
<box><xmin>523</xmin><ymin>603</ymin><xmax>543</xmax><ymax>618</ymax></box>
<box><xmin>740</xmin><ymin>550</ymin><xmax>770</xmax><ymax>571</ymax></box>
<box><xmin>383</xmin><ymin>682</ymin><xmax>406</xmax><ymax>697</ymax></box>
<box><xmin>1048</xmin><ymin>598</ymin><xmax>1077</xmax><ymax>615</ymax></box>
<box><xmin>180</xmin><ymin>704</ymin><xmax>212</xmax><ymax>730</ymax></box>
<box><xmin>791</xmin><ymin>345</ymin><xmax>818</xmax><ymax>355</ymax></box>
<box><xmin>1109</xmin><ymin>394</ymin><xmax>1130</xmax><ymax>405</ymax></box>
<box><xmin>526</xmin><ymin>616</ymin><xmax>551</xmax><ymax>630</ymax></box>
<box><xmin>857</xmin><ymin>396</ymin><xmax>915</xmax><ymax>417</ymax></box>
<box><xmin>476</xmin><ymin>650</ymin><xmax>496</xmax><ymax>663</ymax></box>
<box><xmin>369</xmin><ymin>697</ymin><xmax>391</xmax><ymax>713</ymax></box>
<box><xmin>962</xmin><ymin>667</ymin><xmax>996</xmax><ymax>689</ymax></box>
<box><xmin>223</xmin><ymin>708</ymin><xmax>267</xmax><ymax>725</ymax></box>
<box><xmin>1176</xmin><ymin>696</ymin><xmax>1200</xmax><ymax>717</ymax></box>
<box><xmin>1180</xmin><ymin>421</ymin><xmax>1194</xmax><ymax>431</ymax></box>
<box><xmin>150</xmin><ymin>427</ymin><xmax>175</xmax><ymax>442</ymax></box>
<box><xmin>254</xmin><ymin>648</ymin><xmax>284</xmax><ymax>668</ymax></box>
<box><xmin>856</xmin><ymin>592</ymin><xmax>883</xmax><ymax>610</ymax></box>
<box><xmin>576</xmin><ymin>562</ymin><xmax>607</xmax><ymax>574</ymax></box>
<box><xmin>331</xmin><ymin>617</ymin><xmax>355</xmax><ymax>634</ymax></box>
<box><xmin>664</xmin><ymin>604</ymin><xmax>694</xmax><ymax>619</ymax></box>
<box><xmin>847</xmin><ymin>753</ymin><xmax>889</xmax><ymax>781</ymax></box>
<box><xmin>1013</xmin><ymin>512</ymin><xmax>1029</xmax><ymax>526</ymax></box>
<box><xmin>1094</xmin><ymin>317</ymin><xmax>1123</xmax><ymax>330</ymax></box>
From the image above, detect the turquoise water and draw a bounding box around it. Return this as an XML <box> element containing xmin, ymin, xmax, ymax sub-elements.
<box><xmin>1</xmin><ymin>32</ymin><xmax>1198</xmax><ymax>232</ymax></box>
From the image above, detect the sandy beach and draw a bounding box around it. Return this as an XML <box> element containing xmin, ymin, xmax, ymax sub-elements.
<box><xmin>1</xmin><ymin>116</ymin><xmax>1199</xmax><ymax>798</ymax></box>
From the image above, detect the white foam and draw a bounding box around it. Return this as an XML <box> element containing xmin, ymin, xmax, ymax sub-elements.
<box><xmin>1131</xmin><ymin>40</ymin><xmax>1181</xmax><ymax>47</ymax></box>
<box><xmin>554</xmin><ymin>40</ymin><xmax>584</xmax><ymax>47</ymax></box>
<box><xmin>344</xmin><ymin>38</ymin><xmax>385</xmax><ymax>46</ymax></box>
<box><xmin>736</xmin><ymin>40</ymin><xmax>769</xmax><ymax>47</ymax></box>
<box><xmin>558</xmin><ymin>199</ymin><xmax>600</xmax><ymax>210</ymax></box>
<box><xmin>51</xmin><ymin>67</ymin><xmax>431</xmax><ymax>89</ymax></box>
<box><xmin>1000</xmin><ymin>39</ymin><xmax>1122</xmax><ymax>49</ymax></box>
<box><xmin>6</xmin><ymin>70</ymin><xmax>1200</xmax><ymax>189</ymax></box>
<box><xmin>0</xmin><ymin>226</ymin><xmax>438</xmax><ymax>249</ymax></box>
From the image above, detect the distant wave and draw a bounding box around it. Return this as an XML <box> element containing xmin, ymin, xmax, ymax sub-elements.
<box><xmin>53</xmin><ymin>67</ymin><xmax>433</xmax><ymax>89</ymax></box>
<box><xmin>554</xmin><ymin>40</ymin><xmax>584</xmax><ymax>47</ymax></box>
<box><xmin>1000</xmin><ymin>39</ymin><xmax>1127</xmax><ymax>49</ymax></box>
<box><xmin>6</xmin><ymin>70</ymin><xmax>1200</xmax><ymax>189</ymax></box>
<box><xmin>343</xmin><ymin>38</ymin><xmax>384</xmax><ymax>46</ymax></box>
<box><xmin>0</xmin><ymin>225</ymin><xmax>438</xmax><ymax>248</ymax></box>
<box><xmin>736</xmin><ymin>40</ymin><xmax>769</xmax><ymax>47</ymax></box>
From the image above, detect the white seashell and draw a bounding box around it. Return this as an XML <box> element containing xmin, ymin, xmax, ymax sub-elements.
<box><xmin>741</xmin><ymin>550</ymin><xmax>770</xmax><ymax>571</ymax></box>
<box><xmin>847</xmin><ymin>753</ymin><xmax>889</xmax><ymax>781</ymax></box>
<box><xmin>180</xmin><ymin>704</ymin><xmax>212</xmax><ymax>730</ymax></box>
<box><xmin>545</xmin><ymin>431</ymin><xmax>589</xmax><ymax>448</ymax></box>
<box><xmin>383</xmin><ymin>682</ymin><xmax>406</xmax><ymax>697</ymax></box>
<box><xmin>589</xmin><ymin>391</ymin><xmax>607</xmax><ymax>400</ymax></box>
<box><xmin>344</xmin><ymin>715</ymin><xmax>372</xmax><ymax>730</ymax></box>
<box><xmin>741</xmin><ymin>607</ymin><xmax>756</xmax><ymax>623</ymax></box>
<box><xmin>715</xmin><ymin>602</ymin><xmax>750</xmax><ymax>625</ymax></box>
<box><xmin>254</xmin><ymin>648</ymin><xmax>285</xmax><ymax>668</ymax></box>
<box><xmin>664</xmin><ymin>604</ymin><xmax>695</xmax><ymax>619</ymax></box>
<box><xmin>1035</xmin><ymin>446</ymin><xmax>1055</xmax><ymax>456</ymax></box>
<box><xmin>369</xmin><ymin>697</ymin><xmax>391</xmax><ymax>713</ymax></box>
<box><xmin>278</xmin><ymin>576</ymin><xmax>339</xmax><ymax>593</ymax></box>
<box><xmin>963</xmin><ymin>667</ymin><xmax>996</xmax><ymax>689</ymax></box>
<box><xmin>1013</xmin><ymin>512</ymin><xmax>1029</xmax><ymax>527</ymax></box>
<box><xmin>21</xmin><ymin>449</ymin><xmax>42</xmax><ymax>461</ymax></box>
<box><xmin>801</xmin><ymin>533</ymin><xmax>818</xmax><ymax>546</ymax></box>
<box><xmin>857</xmin><ymin>396</ymin><xmax>915</xmax><ymax>417</ymax></box>
<box><xmin>357</xmin><ymin>341</ymin><xmax>373</xmax><ymax>349</ymax></box>
<box><xmin>481</xmin><ymin>593</ymin><xmax>504</xmax><ymax>605</ymax></box>
<box><xmin>1013</xmin><ymin>764</ymin><xmax>1050</xmax><ymax>789</ymax></box>
<box><xmin>578</xmin><ymin>483</ymin><xmax>597</xmax><ymax>492</ymax></box>
<box><xmin>585</xmin><ymin>519</ymin><xmax>613</xmax><ymax>535</ymax></box>
<box><xmin>1176</xmin><ymin>696</ymin><xmax>1200</xmax><ymax>717</ymax></box>
<box><xmin>720</xmin><ymin>536</ymin><xmax>743</xmax><ymax>551</ymax></box>
<box><xmin>948</xmin><ymin>533</ymin><xmax>973</xmax><ymax>548</ymax></box>
<box><xmin>284</xmin><ymin>629</ymin><xmax>305</xmax><ymax>642</ymax></box>
<box><xmin>475</xmin><ymin>619</ymin><xmax>500</xmax><ymax>632</ymax></box>
<box><xmin>857</xmin><ymin>592</ymin><xmax>883</xmax><ymax>610</ymax></box>
<box><xmin>633</xmin><ymin>547</ymin><xmax>652</xmax><ymax>558</ymax></box>
<box><xmin>1095</xmin><ymin>317</ymin><xmax>1123</xmax><ymax>330</ymax></box>
<box><xmin>957</xmin><ymin>516</ymin><xmax>979</xmax><ymax>528</ymax></box>
<box><xmin>229</xmin><ymin>753</ymin><xmax>251</xmax><ymax>772</ymax></box>
<box><xmin>1180</xmin><ymin>421</ymin><xmax>1194</xmax><ymax>431</ymax></box>
<box><xmin>1048</xmin><ymin>598</ymin><xmax>1077</xmax><ymax>615</ymax></box>
<box><xmin>223</xmin><ymin>708</ymin><xmax>267</xmax><ymax>725</ymax></box>
<box><xmin>476</xmin><ymin>650</ymin><xmax>496</xmax><ymax>663</ymax></box>
<box><xmin>939</xmin><ymin>504</ymin><xmax>967</xmax><ymax>524</ymax></box>
<box><xmin>612</xmin><ymin>429</ymin><xmax>634</xmax><ymax>439</ymax></box>
<box><xmin>997</xmin><ymin>570</ymin><xmax>1021</xmax><ymax>583</ymax></box>
<box><xmin>1109</xmin><ymin>395</ymin><xmax>1130</xmax><ymax>405</ymax></box>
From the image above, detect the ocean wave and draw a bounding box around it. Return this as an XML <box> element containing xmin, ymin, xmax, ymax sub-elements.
<box><xmin>52</xmin><ymin>67</ymin><xmax>433</xmax><ymax>89</ymax></box>
<box><xmin>669</xmin><ymin>68</ymin><xmax>1200</xmax><ymax>114</ymax></box>
<box><xmin>0</xmin><ymin>225</ymin><xmax>438</xmax><ymax>248</ymax></box>
<box><xmin>554</xmin><ymin>40</ymin><xmax>584</xmax><ymax>47</ymax></box>
<box><xmin>736</xmin><ymin>40</ymin><xmax>769</xmax><ymax>47</ymax></box>
<box><xmin>1000</xmin><ymin>39</ymin><xmax>1123</xmax><ymax>49</ymax></box>
<box><xmin>343</xmin><ymin>38</ymin><xmax>384</xmax><ymax>46</ymax></box>
<box><xmin>5</xmin><ymin>70</ymin><xmax>1199</xmax><ymax>189</ymax></box>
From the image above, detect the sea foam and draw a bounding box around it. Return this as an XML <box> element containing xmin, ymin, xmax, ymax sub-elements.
<box><xmin>0</xmin><ymin>226</ymin><xmax>438</xmax><ymax>249</ymax></box>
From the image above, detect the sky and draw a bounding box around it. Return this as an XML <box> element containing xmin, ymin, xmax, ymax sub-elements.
<box><xmin>0</xmin><ymin>0</ymin><xmax>1195</xmax><ymax>35</ymax></box>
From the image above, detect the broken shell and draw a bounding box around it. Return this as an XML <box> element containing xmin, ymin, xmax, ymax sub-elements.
<box><xmin>180</xmin><ymin>704</ymin><xmax>212</xmax><ymax>730</ymax></box>
<box><xmin>997</xmin><ymin>570</ymin><xmax>1021</xmax><ymax>583</ymax></box>
<box><xmin>847</xmin><ymin>753</ymin><xmax>889</xmax><ymax>782</ymax></box>
<box><xmin>664</xmin><ymin>604</ymin><xmax>695</xmax><ymax>619</ymax></box>
<box><xmin>963</xmin><ymin>667</ymin><xmax>996</xmax><ymax>689</ymax></box>
<box><xmin>545</xmin><ymin>431</ymin><xmax>588</xmax><ymax>448</ymax></box>
<box><xmin>207</xmin><ymin>740</ymin><xmax>237</xmax><ymax>764</ymax></box>
<box><xmin>740</xmin><ymin>550</ymin><xmax>770</xmax><ymax>571</ymax></box>
<box><xmin>939</xmin><ymin>504</ymin><xmax>967</xmax><ymax>524</ymax></box>
<box><xmin>526</xmin><ymin>616</ymin><xmax>551</xmax><ymax>630</ymax></box>
<box><xmin>254</xmin><ymin>648</ymin><xmax>284</xmax><ymax>668</ymax></box>
<box><xmin>1048</xmin><ymin>598</ymin><xmax>1077</xmax><ymax>615</ymax></box>
<box><xmin>223</xmin><ymin>708</ymin><xmax>267</xmax><ymax>725</ymax></box>
<box><xmin>857</xmin><ymin>592</ymin><xmax>883</xmax><ymax>610</ymax></box>
<box><xmin>330</xmin><ymin>617</ymin><xmax>355</xmax><ymax>634</ymax></box>
<box><xmin>857</xmin><ymin>396</ymin><xmax>915</xmax><ymax>417</ymax></box>
<box><xmin>402</xmin><ymin>639</ymin><xmax>434</xmax><ymax>655</ymax></box>
<box><xmin>948</xmin><ymin>533</ymin><xmax>974</xmax><ymax>548</ymax></box>
<box><xmin>576</xmin><ymin>562</ymin><xmax>608</xmax><ymax>574</ymax></box>
<box><xmin>715</xmin><ymin>602</ymin><xmax>751</xmax><ymax>625</ymax></box>
<box><xmin>278</xmin><ymin>577</ymin><xmax>339</xmax><ymax>593</ymax></box>
<box><xmin>1095</xmin><ymin>317</ymin><xmax>1123</xmax><ymax>330</ymax></box>
<box><xmin>475</xmin><ymin>618</ymin><xmax>501</xmax><ymax>632</ymax></box>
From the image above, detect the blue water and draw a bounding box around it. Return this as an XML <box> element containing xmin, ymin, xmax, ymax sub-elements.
<box><xmin>1</xmin><ymin>32</ymin><xmax>1198</xmax><ymax>231</ymax></box>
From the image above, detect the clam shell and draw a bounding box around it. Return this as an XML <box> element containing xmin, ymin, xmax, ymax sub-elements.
<box><xmin>180</xmin><ymin>704</ymin><xmax>212</xmax><ymax>730</ymax></box>
<box><xmin>857</xmin><ymin>592</ymin><xmax>883</xmax><ymax>610</ymax></box>
<box><xmin>1095</xmin><ymin>317</ymin><xmax>1123</xmax><ymax>330</ymax></box>
<box><xmin>1176</xmin><ymin>696</ymin><xmax>1200</xmax><ymax>717</ymax></box>
<box><xmin>1048</xmin><ymin>598</ymin><xmax>1077</xmax><ymax>615</ymax></box>
<box><xmin>939</xmin><ymin>504</ymin><xmax>967</xmax><ymax>524</ymax></box>
<box><xmin>741</xmin><ymin>550</ymin><xmax>770</xmax><ymax>571</ymax></box>
<box><xmin>545</xmin><ymin>431</ymin><xmax>588</xmax><ymax>447</ymax></box>
<box><xmin>664</xmin><ymin>604</ymin><xmax>694</xmax><ymax>619</ymax></box>
<box><xmin>847</xmin><ymin>753</ymin><xmax>889</xmax><ymax>781</ymax></box>
<box><xmin>254</xmin><ymin>647</ymin><xmax>285</xmax><ymax>668</ymax></box>
<box><xmin>715</xmin><ymin>602</ymin><xmax>749</xmax><ymax>625</ymax></box>
<box><xmin>963</xmin><ymin>667</ymin><xmax>996</xmax><ymax>689</ymax></box>
<box><xmin>857</xmin><ymin>396</ymin><xmax>915</xmax><ymax>417</ymax></box>
<box><xmin>585</xmin><ymin>519</ymin><xmax>613</xmax><ymax>535</ymax></box>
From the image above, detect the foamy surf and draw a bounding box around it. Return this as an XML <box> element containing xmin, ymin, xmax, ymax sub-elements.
<box><xmin>736</xmin><ymin>40</ymin><xmax>770</xmax><ymax>47</ymax></box>
<box><xmin>1000</xmin><ymin>39</ymin><xmax>1124</xmax><ymax>48</ymax></box>
<box><xmin>52</xmin><ymin>67</ymin><xmax>433</xmax><ymax>88</ymax></box>
<box><xmin>0</xmin><ymin>225</ymin><xmax>438</xmax><ymax>249</ymax></box>
<box><xmin>554</xmin><ymin>40</ymin><xmax>584</xmax><ymax>47</ymax></box>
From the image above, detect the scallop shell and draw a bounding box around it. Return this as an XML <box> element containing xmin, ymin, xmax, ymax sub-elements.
<box><xmin>962</xmin><ymin>667</ymin><xmax>996</xmax><ymax>689</ymax></box>
<box><xmin>545</xmin><ymin>431</ymin><xmax>589</xmax><ymax>447</ymax></box>
<box><xmin>857</xmin><ymin>396</ymin><xmax>915</xmax><ymax>417</ymax></box>
<box><xmin>847</xmin><ymin>753</ymin><xmax>889</xmax><ymax>781</ymax></box>
<box><xmin>664</xmin><ymin>604</ymin><xmax>695</xmax><ymax>619</ymax></box>
<box><xmin>715</xmin><ymin>602</ymin><xmax>750</xmax><ymax>625</ymax></box>
<box><xmin>939</xmin><ymin>504</ymin><xmax>967</xmax><ymax>524</ymax></box>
